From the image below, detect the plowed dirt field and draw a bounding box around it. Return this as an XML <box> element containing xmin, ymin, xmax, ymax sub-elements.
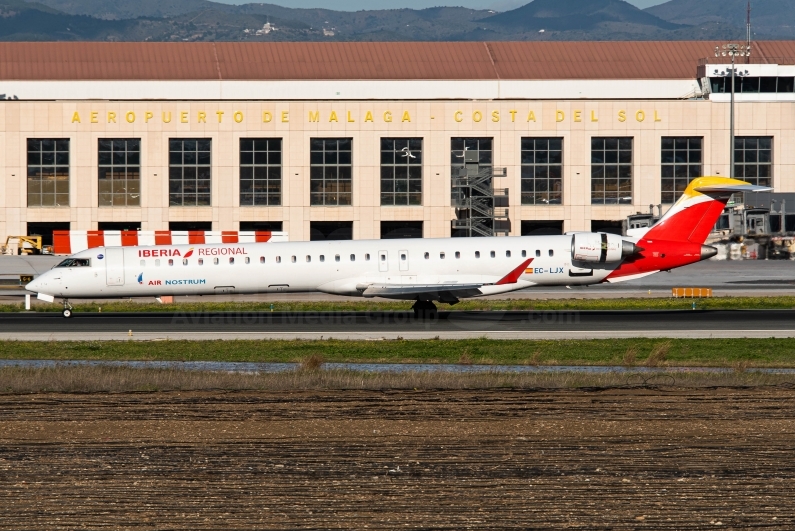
<box><xmin>2</xmin><ymin>388</ymin><xmax>795</xmax><ymax>529</ymax></box>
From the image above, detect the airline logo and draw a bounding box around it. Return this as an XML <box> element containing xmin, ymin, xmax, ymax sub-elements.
<box><xmin>137</xmin><ymin>246</ymin><xmax>248</xmax><ymax>257</ymax></box>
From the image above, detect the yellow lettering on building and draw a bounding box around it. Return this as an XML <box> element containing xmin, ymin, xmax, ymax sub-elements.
<box><xmin>107</xmin><ymin>111</ymin><xmax>117</xmax><ymax>123</ymax></box>
<box><xmin>309</xmin><ymin>111</ymin><xmax>320</xmax><ymax>122</ymax></box>
<box><xmin>262</xmin><ymin>111</ymin><xmax>272</xmax><ymax>123</ymax></box>
<box><xmin>145</xmin><ymin>111</ymin><xmax>154</xmax><ymax>123</ymax></box>
<box><xmin>347</xmin><ymin>111</ymin><xmax>355</xmax><ymax>123</ymax></box>
<box><xmin>162</xmin><ymin>112</ymin><xmax>172</xmax><ymax>123</ymax></box>
<box><xmin>281</xmin><ymin>111</ymin><xmax>289</xmax><ymax>123</ymax></box>
<box><xmin>527</xmin><ymin>111</ymin><xmax>536</xmax><ymax>122</ymax></box>
<box><xmin>126</xmin><ymin>111</ymin><xmax>135</xmax><ymax>123</ymax></box>
<box><xmin>635</xmin><ymin>110</ymin><xmax>645</xmax><ymax>122</ymax></box>
<box><xmin>233</xmin><ymin>111</ymin><xmax>244</xmax><ymax>123</ymax></box>
<box><xmin>509</xmin><ymin>110</ymin><xmax>517</xmax><ymax>122</ymax></box>
<box><xmin>574</xmin><ymin>110</ymin><xmax>582</xmax><ymax>122</ymax></box>
<box><xmin>364</xmin><ymin>111</ymin><xmax>373</xmax><ymax>122</ymax></box>
<box><xmin>71</xmin><ymin>112</ymin><xmax>81</xmax><ymax>124</ymax></box>
<box><xmin>216</xmin><ymin>111</ymin><xmax>224</xmax><ymax>123</ymax></box>
<box><xmin>473</xmin><ymin>111</ymin><xmax>482</xmax><ymax>123</ymax></box>
<box><xmin>618</xmin><ymin>110</ymin><xmax>626</xmax><ymax>122</ymax></box>
<box><xmin>556</xmin><ymin>110</ymin><xmax>565</xmax><ymax>122</ymax></box>
<box><xmin>590</xmin><ymin>110</ymin><xmax>598</xmax><ymax>122</ymax></box>
<box><xmin>180</xmin><ymin>111</ymin><xmax>188</xmax><ymax>123</ymax></box>
<box><xmin>329</xmin><ymin>111</ymin><xmax>338</xmax><ymax>122</ymax></box>
<box><xmin>491</xmin><ymin>110</ymin><xmax>500</xmax><ymax>122</ymax></box>
<box><xmin>402</xmin><ymin>111</ymin><xmax>411</xmax><ymax>123</ymax></box>
<box><xmin>384</xmin><ymin>111</ymin><xmax>393</xmax><ymax>123</ymax></box>
<box><xmin>454</xmin><ymin>111</ymin><xmax>463</xmax><ymax>123</ymax></box>
<box><xmin>654</xmin><ymin>110</ymin><xmax>662</xmax><ymax>122</ymax></box>
<box><xmin>91</xmin><ymin>111</ymin><xmax>98</xmax><ymax>124</ymax></box>
<box><xmin>198</xmin><ymin>111</ymin><xmax>207</xmax><ymax>123</ymax></box>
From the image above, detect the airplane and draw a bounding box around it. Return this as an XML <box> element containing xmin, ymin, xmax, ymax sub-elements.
<box><xmin>26</xmin><ymin>177</ymin><xmax>769</xmax><ymax>318</ymax></box>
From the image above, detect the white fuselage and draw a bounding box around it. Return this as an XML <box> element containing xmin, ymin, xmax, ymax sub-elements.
<box><xmin>28</xmin><ymin>235</ymin><xmax>617</xmax><ymax>300</ymax></box>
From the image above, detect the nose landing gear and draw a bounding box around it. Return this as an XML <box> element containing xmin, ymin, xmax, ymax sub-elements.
<box><xmin>61</xmin><ymin>299</ymin><xmax>73</xmax><ymax>318</ymax></box>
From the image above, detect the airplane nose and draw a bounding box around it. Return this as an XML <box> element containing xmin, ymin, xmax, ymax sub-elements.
<box><xmin>25</xmin><ymin>277</ymin><xmax>41</xmax><ymax>292</ymax></box>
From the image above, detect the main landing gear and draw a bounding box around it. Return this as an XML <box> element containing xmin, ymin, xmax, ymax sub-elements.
<box><xmin>61</xmin><ymin>299</ymin><xmax>73</xmax><ymax>318</ymax></box>
<box><xmin>412</xmin><ymin>300</ymin><xmax>438</xmax><ymax>319</ymax></box>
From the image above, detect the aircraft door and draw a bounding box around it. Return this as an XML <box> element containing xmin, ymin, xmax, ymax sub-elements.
<box><xmin>378</xmin><ymin>250</ymin><xmax>388</xmax><ymax>272</ymax></box>
<box><xmin>105</xmin><ymin>248</ymin><xmax>125</xmax><ymax>286</ymax></box>
<box><xmin>399</xmin><ymin>250</ymin><xmax>409</xmax><ymax>271</ymax></box>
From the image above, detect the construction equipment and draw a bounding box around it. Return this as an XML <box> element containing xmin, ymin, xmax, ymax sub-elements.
<box><xmin>1</xmin><ymin>235</ymin><xmax>53</xmax><ymax>255</ymax></box>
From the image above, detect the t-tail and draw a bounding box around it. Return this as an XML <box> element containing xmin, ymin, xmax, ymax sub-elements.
<box><xmin>606</xmin><ymin>177</ymin><xmax>772</xmax><ymax>283</ymax></box>
<box><xmin>632</xmin><ymin>177</ymin><xmax>772</xmax><ymax>244</ymax></box>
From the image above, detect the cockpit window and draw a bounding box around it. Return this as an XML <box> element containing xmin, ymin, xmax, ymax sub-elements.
<box><xmin>56</xmin><ymin>258</ymin><xmax>90</xmax><ymax>268</ymax></box>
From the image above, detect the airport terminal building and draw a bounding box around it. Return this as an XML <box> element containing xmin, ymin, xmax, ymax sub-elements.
<box><xmin>1</xmin><ymin>40</ymin><xmax>794</xmax><ymax>242</ymax></box>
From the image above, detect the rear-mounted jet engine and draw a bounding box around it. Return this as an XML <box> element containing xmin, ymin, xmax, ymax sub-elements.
<box><xmin>571</xmin><ymin>232</ymin><xmax>643</xmax><ymax>263</ymax></box>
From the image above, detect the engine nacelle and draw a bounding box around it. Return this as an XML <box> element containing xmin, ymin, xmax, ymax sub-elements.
<box><xmin>571</xmin><ymin>232</ymin><xmax>642</xmax><ymax>263</ymax></box>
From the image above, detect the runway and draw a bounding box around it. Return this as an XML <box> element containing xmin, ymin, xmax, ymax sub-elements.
<box><xmin>1</xmin><ymin>309</ymin><xmax>793</xmax><ymax>340</ymax></box>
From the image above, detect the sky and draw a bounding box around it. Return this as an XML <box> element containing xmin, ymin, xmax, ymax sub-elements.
<box><xmin>212</xmin><ymin>0</ymin><xmax>669</xmax><ymax>10</ymax></box>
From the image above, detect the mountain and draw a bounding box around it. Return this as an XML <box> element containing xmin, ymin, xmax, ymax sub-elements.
<box><xmin>484</xmin><ymin>0</ymin><xmax>682</xmax><ymax>31</ymax></box>
<box><xmin>0</xmin><ymin>0</ymin><xmax>778</xmax><ymax>41</ymax></box>
<box><xmin>647</xmin><ymin>0</ymin><xmax>795</xmax><ymax>38</ymax></box>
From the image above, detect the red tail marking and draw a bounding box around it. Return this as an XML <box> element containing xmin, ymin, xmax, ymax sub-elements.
<box><xmin>645</xmin><ymin>193</ymin><xmax>732</xmax><ymax>244</ymax></box>
<box><xmin>496</xmin><ymin>258</ymin><xmax>533</xmax><ymax>285</ymax></box>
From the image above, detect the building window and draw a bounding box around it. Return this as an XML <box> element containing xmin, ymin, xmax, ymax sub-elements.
<box><xmin>98</xmin><ymin>139</ymin><xmax>140</xmax><ymax>207</ymax></box>
<box><xmin>380</xmin><ymin>138</ymin><xmax>422</xmax><ymax>206</ymax></box>
<box><xmin>661</xmin><ymin>137</ymin><xmax>702</xmax><ymax>204</ymax></box>
<box><xmin>310</xmin><ymin>138</ymin><xmax>352</xmax><ymax>206</ymax></box>
<box><xmin>169</xmin><ymin>138</ymin><xmax>211</xmax><ymax>206</ymax></box>
<box><xmin>27</xmin><ymin>139</ymin><xmax>69</xmax><ymax>207</ymax></box>
<box><xmin>734</xmin><ymin>137</ymin><xmax>772</xmax><ymax>188</ymax></box>
<box><xmin>240</xmin><ymin>138</ymin><xmax>281</xmax><ymax>206</ymax></box>
<box><xmin>521</xmin><ymin>138</ymin><xmax>562</xmax><ymax>205</ymax></box>
<box><xmin>591</xmin><ymin>137</ymin><xmax>632</xmax><ymax>205</ymax></box>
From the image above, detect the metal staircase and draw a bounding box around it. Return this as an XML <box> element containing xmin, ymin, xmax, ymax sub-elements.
<box><xmin>451</xmin><ymin>151</ymin><xmax>509</xmax><ymax>237</ymax></box>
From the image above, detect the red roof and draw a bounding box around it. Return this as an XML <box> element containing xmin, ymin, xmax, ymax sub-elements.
<box><xmin>0</xmin><ymin>41</ymin><xmax>791</xmax><ymax>81</ymax></box>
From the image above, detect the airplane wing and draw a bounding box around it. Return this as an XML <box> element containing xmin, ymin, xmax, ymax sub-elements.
<box><xmin>356</xmin><ymin>258</ymin><xmax>533</xmax><ymax>303</ymax></box>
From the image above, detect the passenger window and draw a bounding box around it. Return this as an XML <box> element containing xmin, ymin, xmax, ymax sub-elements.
<box><xmin>155</xmin><ymin>259</ymin><xmax>160</xmax><ymax>267</ymax></box>
<box><xmin>291</xmin><ymin>256</ymin><xmax>296</xmax><ymax>263</ymax></box>
<box><xmin>380</xmin><ymin>254</ymin><xmax>386</xmax><ymax>261</ymax></box>
<box><xmin>140</xmin><ymin>260</ymin><xmax>145</xmax><ymax>266</ymax></box>
<box><xmin>549</xmin><ymin>250</ymin><xmax>554</xmax><ymax>257</ymax></box>
<box><xmin>440</xmin><ymin>252</ymin><xmax>445</xmax><ymax>259</ymax></box>
<box><xmin>506</xmin><ymin>250</ymin><xmax>511</xmax><ymax>258</ymax></box>
<box><xmin>365</xmin><ymin>253</ymin><xmax>370</xmax><ymax>261</ymax></box>
<box><xmin>230</xmin><ymin>257</ymin><xmax>235</xmax><ymax>264</ymax></box>
<box><xmin>320</xmin><ymin>255</ymin><xmax>325</xmax><ymax>262</ymax></box>
<box><xmin>475</xmin><ymin>251</ymin><xmax>480</xmax><ymax>258</ymax></box>
<box><xmin>335</xmin><ymin>255</ymin><xmax>340</xmax><ymax>262</ymax></box>
<box><xmin>168</xmin><ymin>259</ymin><xmax>174</xmax><ymax>266</ymax></box>
<box><xmin>535</xmin><ymin>250</ymin><xmax>541</xmax><ymax>257</ymax></box>
<box><xmin>276</xmin><ymin>256</ymin><xmax>281</xmax><ymax>263</ymax></box>
<box><xmin>306</xmin><ymin>255</ymin><xmax>311</xmax><ymax>262</ymax></box>
<box><xmin>522</xmin><ymin>250</ymin><xmax>526</xmax><ymax>258</ymax></box>
<box><xmin>490</xmin><ymin>251</ymin><xmax>495</xmax><ymax>258</ymax></box>
<box><xmin>183</xmin><ymin>259</ymin><xmax>188</xmax><ymax>266</ymax></box>
<box><xmin>424</xmin><ymin>252</ymin><xmax>429</xmax><ymax>259</ymax></box>
<box><xmin>245</xmin><ymin>257</ymin><xmax>250</xmax><ymax>264</ymax></box>
<box><xmin>214</xmin><ymin>257</ymin><xmax>219</xmax><ymax>265</ymax></box>
<box><xmin>350</xmin><ymin>254</ymin><xmax>355</xmax><ymax>261</ymax></box>
<box><xmin>455</xmin><ymin>251</ymin><xmax>460</xmax><ymax>259</ymax></box>
<box><xmin>198</xmin><ymin>258</ymin><xmax>204</xmax><ymax>266</ymax></box>
<box><xmin>260</xmin><ymin>256</ymin><xmax>265</xmax><ymax>263</ymax></box>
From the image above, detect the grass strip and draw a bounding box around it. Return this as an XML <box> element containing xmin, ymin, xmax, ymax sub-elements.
<box><xmin>3</xmin><ymin>365</ymin><xmax>794</xmax><ymax>393</ymax></box>
<box><xmin>3</xmin><ymin>296</ymin><xmax>795</xmax><ymax>313</ymax></box>
<box><xmin>2</xmin><ymin>338</ymin><xmax>795</xmax><ymax>368</ymax></box>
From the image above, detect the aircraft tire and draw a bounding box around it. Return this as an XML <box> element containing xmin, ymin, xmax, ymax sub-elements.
<box><xmin>62</xmin><ymin>308</ymin><xmax>72</xmax><ymax>318</ymax></box>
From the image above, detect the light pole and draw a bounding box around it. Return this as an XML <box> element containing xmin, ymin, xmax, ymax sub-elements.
<box><xmin>715</xmin><ymin>44</ymin><xmax>751</xmax><ymax>178</ymax></box>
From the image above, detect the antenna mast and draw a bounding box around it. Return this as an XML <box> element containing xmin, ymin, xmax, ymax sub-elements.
<box><xmin>746</xmin><ymin>1</ymin><xmax>751</xmax><ymax>64</ymax></box>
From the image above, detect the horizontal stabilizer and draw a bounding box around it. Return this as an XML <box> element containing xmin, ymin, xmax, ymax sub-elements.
<box><xmin>694</xmin><ymin>183</ymin><xmax>773</xmax><ymax>194</ymax></box>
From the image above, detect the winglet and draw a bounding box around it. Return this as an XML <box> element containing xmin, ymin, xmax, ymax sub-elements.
<box><xmin>496</xmin><ymin>258</ymin><xmax>533</xmax><ymax>285</ymax></box>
